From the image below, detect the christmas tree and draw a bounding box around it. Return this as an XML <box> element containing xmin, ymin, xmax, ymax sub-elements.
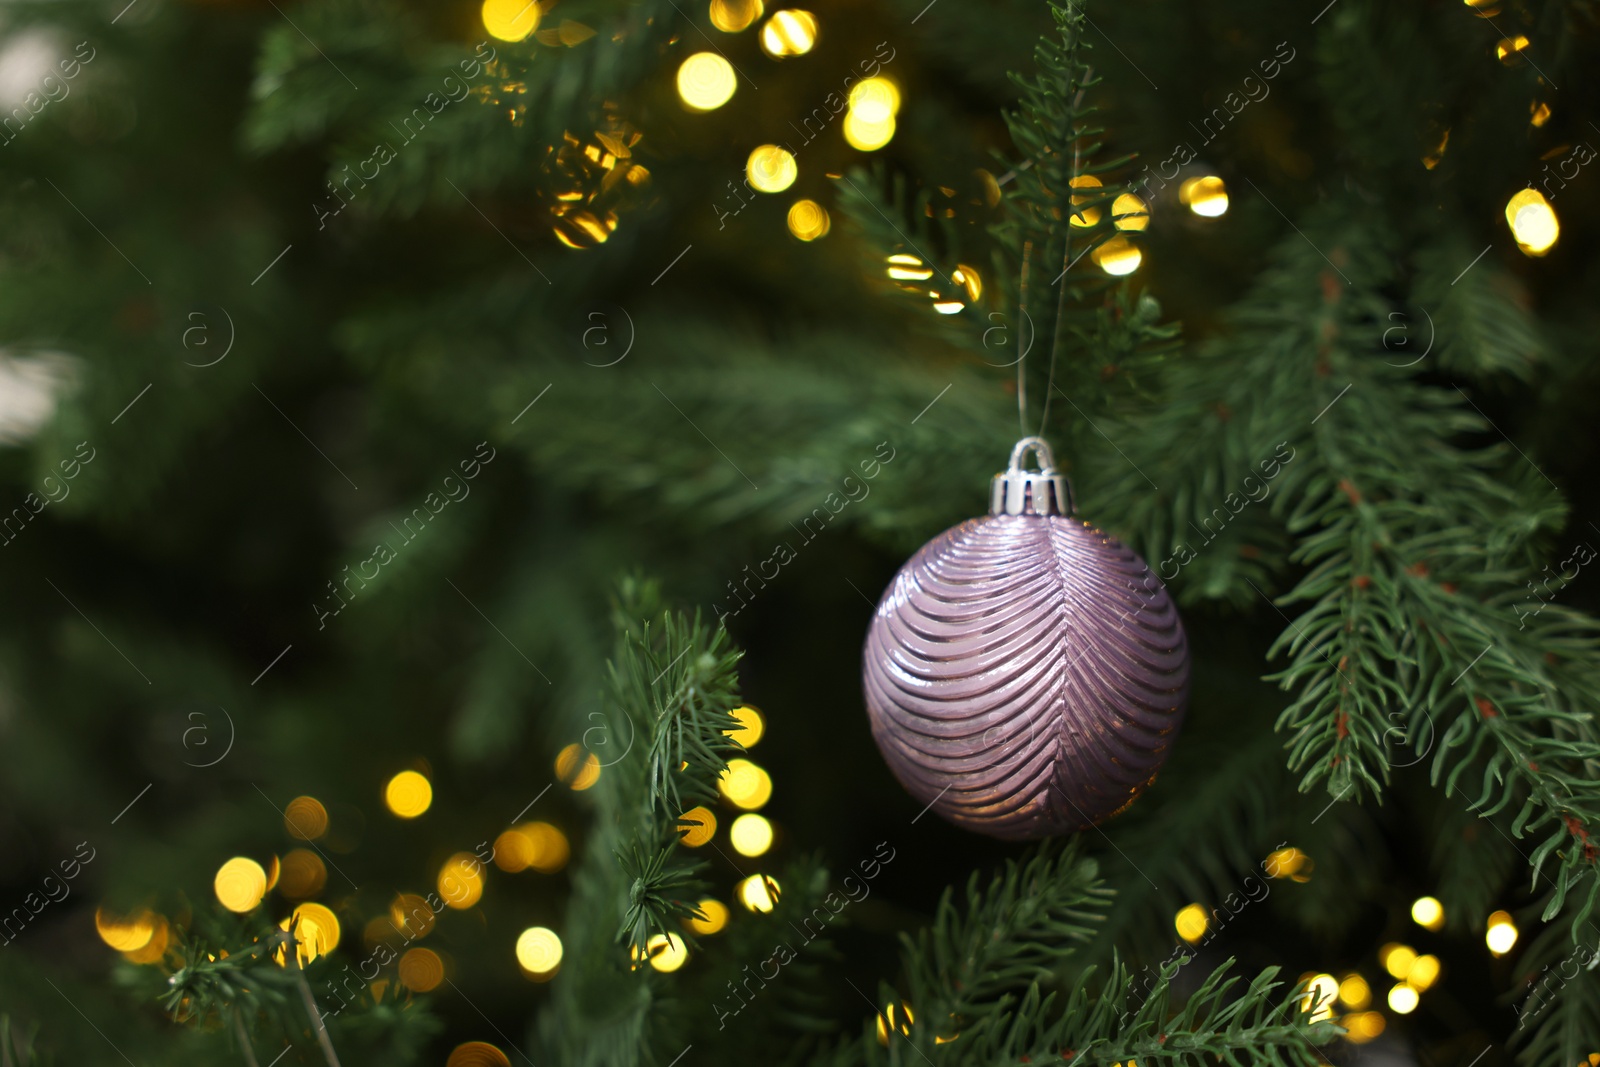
<box><xmin>0</xmin><ymin>0</ymin><xmax>1596</xmax><ymax>1062</ymax></box>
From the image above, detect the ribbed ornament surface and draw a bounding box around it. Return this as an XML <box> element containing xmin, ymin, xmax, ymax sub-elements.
<box><xmin>862</xmin><ymin>514</ymin><xmax>1189</xmax><ymax>840</ymax></box>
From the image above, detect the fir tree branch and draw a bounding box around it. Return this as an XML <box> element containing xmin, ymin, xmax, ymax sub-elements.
<box><xmin>864</xmin><ymin>953</ymin><xmax>1337</xmax><ymax>1062</ymax></box>
<box><xmin>972</xmin><ymin>959</ymin><xmax>1341</xmax><ymax>1067</ymax></box>
<box><xmin>605</xmin><ymin>590</ymin><xmax>744</xmax><ymax>958</ymax></box>
<box><xmin>671</xmin><ymin>855</ymin><xmax>845</xmax><ymax>1060</ymax></box>
<box><xmin>1154</xmin><ymin>210</ymin><xmax>1600</xmax><ymax>943</ymax></box>
<box><xmin>286</xmin><ymin>930</ymin><xmax>343</xmax><ymax>1067</ymax></box>
<box><xmin>895</xmin><ymin>840</ymin><xmax>1111</xmax><ymax>1048</ymax></box>
<box><xmin>826</xmin><ymin>840</ymin><xmax>1109</xmax><ymax>1061</ymax></box>
<box><xmin>1413</xmin><ymin>236</ymin><xmax>1546</xmax><ymax>381</ymax></box>
<box><xmin>1263</xmin><ymin>263</ymin><xmax>1600</xmax><ymax>936</ymax></box>
<box><xmin>232</xmin><ymin>1012</ymin><xmax>261</xmax><ymax>1067</ymax></box>
<box><xmin>1066</xmin><ymin>196</ymin><xmax>1600</xmax><ymax>948</ymax></box>
<box><xmin>605</xmin><ymin>608</ymin><xmax>743</xmax><ymax>820</ymax></box>
<box><xmin>1509</xmin><ymin>896</ymin><xmax>1600</xmax><ymax>1067</ymax></box>
<box><xmin>843</xmin><ymin>840</ymin><xmax>1336</xmax><ymax>1065</ymax></box>
<box><xmin>616</xmin><ymin>839</ymin><xmax>710</xmax><ymax>961</ymax></box>
<box><xmin>542</xmin><ymin>578</ymin><xmax>747</xmax><ymax>1061</ymax></box>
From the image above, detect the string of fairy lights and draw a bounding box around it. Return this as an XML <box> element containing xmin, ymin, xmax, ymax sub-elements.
<box><xmin>472</xmin><ymin>0</ymin><xmax>1238</xmax><ymax>289</ymax></box>
<box><xmin>92</xmin><ymin>705</ymin><xmax>777</xmax><ymax>1065</ymax></box>
<box><xmin>474</xmin><ymin>0</ymin><xmax>1562</xmax><ymax>317</ymax></box>
<box><xmin>1166</xmin><ymin>847</ymin><xmax>1529</xmax><ymax>1049</ymax></box>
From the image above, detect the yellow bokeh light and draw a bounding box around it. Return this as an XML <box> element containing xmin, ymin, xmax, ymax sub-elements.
<box><xmin>1505</xmin><ymin>188</ymin><xmax>1558</xmax><ymax>256</ymax></box>
<box><xmin>1387</xmin><ymin>982</ymin><xmax>1419</xmax><ymax>1014</ymax></box>
<box><xmin>277</xmin><ymin>902</ymin><xmax>341</xmax><ymax>966</ymax></box>
<box><xmin>481</xmin><ymin>0</ymin><xmax>540</xmax><ymax>42</ymax></box>
<box><xmin>875</xmin><ymin>1002</ymin><xmax>914</xmax><ymax>1045</ymax></box>
<box><xmin>1343</xmin><ymin>1011</ymin><xmax>1386</xmax><ymax>1043</ymax></box>
<box><xmin>730</xmin><ymin>813</ymin><xmax>774</xmax><ymax>856</ymax></box>
<box><xmin>1265</xmin><ymin>846</ymin><xmax>1313</xmax><ymax>882</ymax></box>
<box><xmin>726</xmin><ymin>706</ymin><xmax>766</xmax><ymax>746</ymax></box>
<box><xmin>759</xmin><ymin>9</ymin><xmax>816</xmax><ymax>57</ymax></box>
<box><xmin>279</xmin><ymin>848</ymin><xmax>327</xmax><ymax>899</ymax></box>
<box><xmin>679</xmin><ymin>806</ymin><xmax>718</xmax><ymax>847</ymax></box>
<box><xmin>1112</xmin><ymin>192</ymin><xmax>1149</xmax><ymax>232</ymax></box>
<box><xmin>525</xmin><ymin>822</ymin><xmax>570</xmax><ymax>873</ymax></box>
<box><xmin>737</xmin><ymin>873</ymin><xmax>781</xmax><ymax>913</ymax></box>
<box><xmin>121</xmin><ymin>916</ymin><xmax>170</xmax><ymax>965</ymax></box>
<box><xmin>1407</xmin><ymin>953</ymin><xmax>1441</xmax><ymax>991</ymax></box>
<box><xmin>385</xmin><ymin>770</ymin><xmax>433</xmax><ymax>818</ymax></box>
<box><xmin>1496</xmin><ymin>35</ymin><xmax>1530</xmax><ymax>63</ymax></box>
<box><xmin>215</xmin><ymin>857</ymin><xmax>268</xmax><ymax>914</ymax></box>
<box><xmin>1380</xmin><ymin>942</ymin><xmax>1417</xmax><ymax>979</ymax></box>
<box><xmin>284</xmin><ymin>796</ymin><xmax>329</xmax><ymax>840</ymax></box>
<box><xmin>492</xmin><ymin>822</ymin><xmax>571</xmax><ymax>873</ymax></box>
<box><xmin>492</xmin><ymin>825</ymin><xmax>569</xmax><ymax>870</ymax></box>
<box><xmin>1487</xmin><ymin>910</ymin><xmax>1518</xmax><ymax>955</ymax></box>
<box><xmin>1301</xmin><ymin>973</ymin><xmax>1338</xmax><ymax>1023</ymax></box>
<box><xmin>646</xmin><ymin>932</ymin><xmax>689</xmax><ymax>972</ymax></box>
<box><xmin>848</xmin><ymin>78</ymin><xmax>901</xmax><ymax>124</ymax></box>
<box><xmin>886</xmin><ymin>253</ymin><xmax>933</xmax><ymax>282</ymax></box>
<box><xmin>719</xmin><ymin>758</ymin><xmax>773</xmax><ymax>809</ymax></box>
<box><xmin>746</xmin><ymin>145</ymin><xmax>798</xmax><ymax>193</ymax></box>
<box><xmin>1411</xmin><ymin>896</ymin><xmax>1444</xmax><ymax>932</ymax></box>
<box><xmin>1180</xmin><ymin>175</ymin><xmax>1229</xmax><ymax>217</ymax></box>
<box><xmin>1423</xmin><ymin>128</ymin><xmax>1450</xmax><ymax>170</ymax></box>
<box><xmin>447</xmin><ymin>1042</ymin><xmax>512</xmax><ymax>1067</ymax></box>
<box><xmin>552</xmin><ymin>210</ymin><xmax>619</xmax><ymax>250</ymax></box>
<box><xmin>555</xmin><ymin>743</ymin><xmax>601</xmax><ymax>790</ymax></box>
<box><xmin>95</xmin><ymin>906</ymin><xmax>156</xmax><ymax>952</ymax></box>
<box><xmin>929</xmin><ymin>264</ymin><xmax>976</xmax><ymax>312</ymax></box>
<box><xmin>787</xmin><ymin>200</ymin><xmax>831</xmax><ymax>241</ymax></box>
<box><xmin>363</xmin><ymin>915</ymin><xmax>395</xmax><ymax>947</ymax></box>
<box><xmin>391</xmin><ymin>893</ymin><xmax>436</xmax><ymax>939</ymax></box>
<box><xmin>1092</xmin><ymin>235</ymin><xmax>1142</xmax><ymax>277</ymax></box>
<box><xmin>843</xmin><ymin>111</ymin><xmax>895</xmax><ymax>152</ymax></box>
<box><xmin>709</xmin><ymin>0</ymin><xmax>763</xmax><ymax>32</ymax></box>
<box><xmin>399</xmin><ymin>947</ymin><xmax>445</xmax><ymax>992</ymax></box>
<box><xmin>493</xmin><ymin>828</ymin><xmax>537</xmax><ymax>872</ymax></box>
<box><xmin>1174</xmin><ymin>903</ymin><xmax>1208</xmax><ymax>944</ymax></box>
<box><xmin>1531</xmin><ymin>102</ymin><xmax>1551</xmax><ymax>127</ymax></box>
<box><xmin>951</xmin><ymin>264</ymin><xmax>982</xmax><ymax>302</ymax></box>
<box><xmin>438</xmin><ymin>852</ymin><xmax>486</xmax><ymax>910</ymax></box>
<box><xmin>516</xmin><ymin>926</ymin><xmax>563</xmax><ymax>977</ymax></box>
<box><xmin>687</xmin><ymin>897</ymin><xmax>730</xmax><ymax>935</ymax></box>
<box><xmin>677</xmin><ymin>53</ymin><xmax>737</xmax><ymax>112</ymax></box>
<box><xmin>1068</xmin><ymin>175</ymin><xmax>1103</xmax><ymax>227</ymax></box>
<box><xmin>1337</xmin><ymin>973</ymin><xmax>1371</xmax><ymax>1010</ymax></box>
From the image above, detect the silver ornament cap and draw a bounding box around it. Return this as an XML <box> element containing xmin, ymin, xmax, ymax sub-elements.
<box><xmin>990</xmin><ymin>436</ymin><xmax>1073</xmax><ymax>517</ymax></box>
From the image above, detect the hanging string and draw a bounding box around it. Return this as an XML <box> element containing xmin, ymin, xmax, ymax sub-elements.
<box><xmin>1015</xmin><ymin>240</ymin><xmax>1034</xmax><ymax>439</ymax></box>
<box><xmin>1035</xmin><ymin>79</ymin><xmax>1090</xmax><ymax>443</ymax></box>
<box><xmin>1001</xmin><ymin>68</ymin><xmax>1092</xmax><ymax>446</ymax></box>
<box><xmin>1036</xmin><ymin>259</ymin><xmax>1066</xmax><ymax>441</ymax></box>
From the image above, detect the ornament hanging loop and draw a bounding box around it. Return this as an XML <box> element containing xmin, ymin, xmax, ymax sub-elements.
<box><xmin>990</xmin><ymin>436</ymin><xmax>1074</xmax><ymax>517</ymax></box>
